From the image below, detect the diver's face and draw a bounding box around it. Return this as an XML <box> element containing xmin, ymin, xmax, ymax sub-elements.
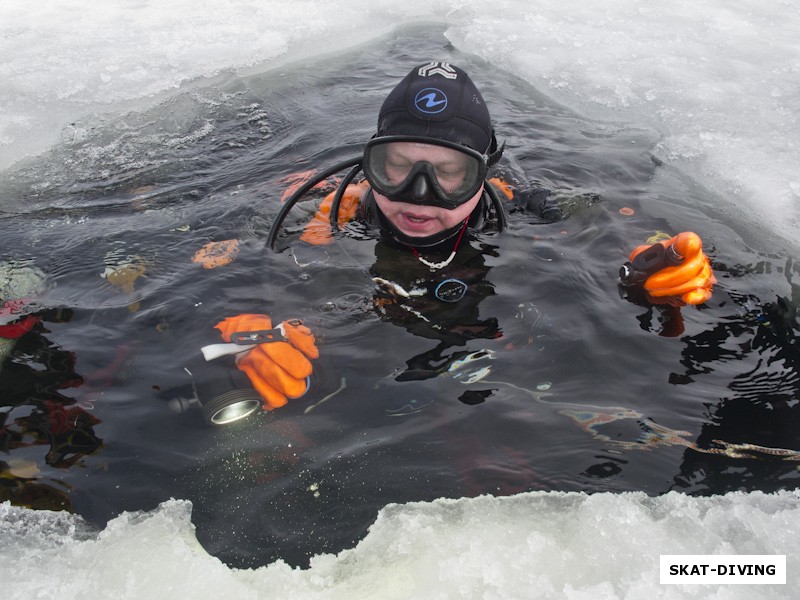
<box><xmin>372</xmin><ymin>142</ymin><xmax>483</xmax><ymax>238</ymax></box>
<box><xmin>382</xmin><ymin>142</ymin><xmax>471</xmax><ymax>192</ymax></box>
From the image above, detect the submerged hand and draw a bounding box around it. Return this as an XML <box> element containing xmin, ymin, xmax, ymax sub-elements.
<box><xmin>299</xmin><ymin>182</ymin><xmax>366</xmax><ymax>245</ymax></box>
<box><xmin>214</xmin><ymin>313</ymin><xmax>319</xmax><ymax>409</ymax></box>
<box><xmin>623</xmin><ymin>232</ymin><xmax>715</xmax><ymax>305</ymax></box>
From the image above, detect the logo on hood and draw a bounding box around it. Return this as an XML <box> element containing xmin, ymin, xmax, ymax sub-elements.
<box><xmin>414</xmin><ymin>88</ymin><xmax>448</xmax><ymax>114</ymax></box>
<box><xmin>417</xmin><ymin>62</ymin><xmax>458</xmax><ymax>79</ymax></box>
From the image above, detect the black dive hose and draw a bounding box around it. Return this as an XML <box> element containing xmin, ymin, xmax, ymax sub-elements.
<box><xmin>266</xmin><ymin>155</ymin><xmax>361</xmax><ymax>250</ymax></box>
<box><xmin>483</xmin><ymin>180</ymin><xmax>508</xmax><ymax>232</ymax></box>
<box><xmin>328</xmin><ymin>163</ymin><xmax>364</xmax><ymax>230</ymax></box>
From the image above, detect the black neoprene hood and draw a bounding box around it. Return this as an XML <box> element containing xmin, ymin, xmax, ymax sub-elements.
<box><xmin>376</xmin><ymin>62</ymin><xmax>494</xmax><ymax>153</ymax></box>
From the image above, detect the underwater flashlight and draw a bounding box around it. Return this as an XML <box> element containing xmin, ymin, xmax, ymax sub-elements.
<box><xmin>619</xmin><ymin>242</ymin><xmax>683</xmax><ymax>286</ymax></box>
<box><xmin>185</xmin><ymin>361</ymin><xmax>264</xmax><ymax>426</ymax></box>
<box><xmin>199</xmin><ymin>388</ymin><xmax>262</xmax><ymax>425</ymax></box>
<box><xmin>189</xmin><ymin>326</ymin><xmax>298</xmax><ymax>426</ymax></box>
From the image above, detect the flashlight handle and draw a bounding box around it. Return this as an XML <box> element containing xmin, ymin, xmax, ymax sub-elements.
<box><xmin>201</xmin><ymin>342</ymin><xmax>255</xmax><ymax>361</ymax></box>
<box><xmin>201</xmin><ymin>327</ymin><xmax>287</xmax><ymax>361</ymax></box>
<box><xmin>619</xmin><ymin>242</ymin><xmax>683</xmax><ymax>286</ymax></box>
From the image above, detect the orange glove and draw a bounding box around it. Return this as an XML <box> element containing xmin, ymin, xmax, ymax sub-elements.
<box><xmin>488</xmin><ymin>177</ymin><xmax>515</xmax><ymax>200</ymax></box>
<box><xmin>213</xmin><ymin>314</ymin><xmax>319</xmax><ymax>409</ymax></box>
<box><xmin>623</xmin><ymin>232</ymin><xmax>715</xmax><ymax>305</ymax></box>
<box><xmin>299</xmin><ymin>182</ymin><xmax>366</xmax><ymax>245</ymax></box>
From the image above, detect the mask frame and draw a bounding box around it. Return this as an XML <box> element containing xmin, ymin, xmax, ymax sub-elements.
<box><xmin>362</xmin><ymin>136</ymin><xmax>489</xmax><ymax>210</ymax></box>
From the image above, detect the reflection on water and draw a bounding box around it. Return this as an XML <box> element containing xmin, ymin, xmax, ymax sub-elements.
<box><xmin>0</xmin><ymin>304</ymin><xmax>100</xmax><ymax>510</ymax></box>
<box><xmin>1</xmin><ymin>25</ymin><xmax>799</xmax><ymax>568</ymax></box>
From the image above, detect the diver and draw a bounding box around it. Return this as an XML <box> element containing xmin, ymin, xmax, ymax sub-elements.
<box><xmin>189</xmin><ymin>62</ymin><xmax>716</xmax><ymax>424</ymax></box>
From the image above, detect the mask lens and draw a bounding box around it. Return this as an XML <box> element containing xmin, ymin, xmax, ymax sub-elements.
<box><xmin>364</xmin><ymin>139</ymin><xmax>485</xmax><ymax>207</ymax></box>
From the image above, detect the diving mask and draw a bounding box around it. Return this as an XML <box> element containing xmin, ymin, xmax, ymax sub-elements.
<box><xmin>362</xmin><ymin>136</ymin><xmax>488</xmax><ymax>209</ymax></box>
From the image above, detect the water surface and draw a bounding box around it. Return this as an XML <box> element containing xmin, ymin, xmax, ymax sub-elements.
<box><xmin>2</xmin><ymin>25</ymin><xmax>799</xmax><ymax>569</ymax></box>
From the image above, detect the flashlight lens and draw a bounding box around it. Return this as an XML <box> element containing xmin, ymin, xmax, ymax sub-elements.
<box><xmin>200</xmin><ymin>389</ymin><xmax>263</xmax><ymax>426</ymax></box>
<box><xmin>209</xmin><ymin>399</ymin><xmax>261</xmax><ymax>425</ymax></box>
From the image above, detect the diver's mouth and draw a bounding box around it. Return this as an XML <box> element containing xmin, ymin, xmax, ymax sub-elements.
<box><xmin>405</xmin><ymin>213</ymin><xmax>433</xmax><ymax>223</ymax></box>
<box><xmin>399</xmin><ymin>212</ymin><xmax>436</xmax><ymax>233</ymax></box>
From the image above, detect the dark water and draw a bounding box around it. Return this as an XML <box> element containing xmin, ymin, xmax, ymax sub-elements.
<box><xmin>2</xmin><ymin>25</ymin><xmax>799</xmax><ymax>568</ymax></box>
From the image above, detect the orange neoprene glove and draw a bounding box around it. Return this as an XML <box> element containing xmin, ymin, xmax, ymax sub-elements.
<box><xmin>214</xmin><ymin>314</ymin><xmax>319</xmax><ymax>409</ymax></box>
<box><xmin>298</xmin><ymin>182</ymin><xmax>366</xmax><ymax>245</ymax></box>
<box><xmin>487</xmin><ymin>177</ymin><xmax>515</xmax><ymax>200</ymax></box>
<box><xmin>628</xmin><ymin>232</ymin><xmax>716</xmax><ymax>305</ymax></box>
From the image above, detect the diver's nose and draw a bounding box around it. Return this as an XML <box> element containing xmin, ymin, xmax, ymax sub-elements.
<box><xmin>411</xmin><ymin>172</ymin><xmax>432</xmax><ymax>201</ymax></box>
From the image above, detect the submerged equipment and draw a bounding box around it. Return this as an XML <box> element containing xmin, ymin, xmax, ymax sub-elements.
<box><xmin>187</xmin><ymin>360</ymin><xmax>264</xmax><ymax>426</ymax></box>
<box><xmin>194</xmin><ymin>324</ymin><xmax>313</xmax><ymax>425</ymax></box>
<box><xmin>620</xmin><ymin>231</ymin><xmax>715</xmax><ymax>305</ymax></box>
<box><xmin>619</xmin><ymin>241</ymin><xmax>683</xmax><ymax>286</ymax></box>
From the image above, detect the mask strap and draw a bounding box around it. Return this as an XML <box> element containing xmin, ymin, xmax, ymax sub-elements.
<box><xmin>486</xmin><ymin>130</ymin><xmax>505</xmax><ymax>167</ymax></box>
